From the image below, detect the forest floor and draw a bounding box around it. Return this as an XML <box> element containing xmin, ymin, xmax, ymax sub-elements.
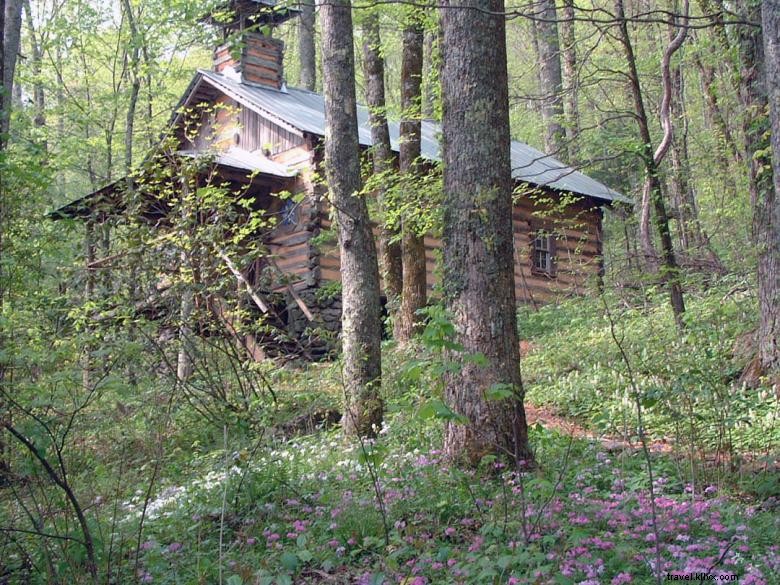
<box><xmin>122</xmin><ymin>283</ymin><xmax>778</xmax><ymax>585</ymax></box>
<box><xmin>3</xmin><ymin>282</ymin><xmax>778</xmax><ymax>585</ymax></box>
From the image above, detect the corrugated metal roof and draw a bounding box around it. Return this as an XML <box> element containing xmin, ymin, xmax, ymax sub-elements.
<box><xmin>198</xmin><ymin>69</ymin><xmax>629</xmax><ymax>204</ymax></box>
<box><xmin>177</xmin><ymin>148</ymin><xmax>297</xmax><ymax>177</ymax></box>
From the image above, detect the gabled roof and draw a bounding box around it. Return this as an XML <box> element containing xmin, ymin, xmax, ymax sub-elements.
<box><xmin>49</xmin><ymin>148</ymin><xmax>295</xmax><ymax>219</ymax></box>
<box><xmin>194</xmin><ymin>69</ymin><xmax>630</xmax><ymax>204</ymax></box>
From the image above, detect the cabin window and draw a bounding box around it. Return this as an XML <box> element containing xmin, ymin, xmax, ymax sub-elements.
<box><xmin>532</xmin><ymin>231</ymin><xmax>556</xmax><ymax>276</ymax></box>
<box><xmin>280</xmin><ymin>199</ymin><xmax>298</xmax><ymax>226</ymax></box>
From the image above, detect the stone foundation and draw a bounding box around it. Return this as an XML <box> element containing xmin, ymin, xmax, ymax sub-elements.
<box><xmin>284</xmin><ymin>286</ymin><xmax>342</xmax><ymax>359</ymax></box>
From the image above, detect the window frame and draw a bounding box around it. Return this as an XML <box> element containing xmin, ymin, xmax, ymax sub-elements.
<box><xmin>530</xmin><ymin>225</ymin><xmax>557</xmax><ymax>277</ymax></box>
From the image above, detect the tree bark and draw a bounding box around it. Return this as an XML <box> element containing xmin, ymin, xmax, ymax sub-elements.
<box><xmin>22</xmin><ymin>0</ymin><xmax>45</xmax><ymax>135</ymax></box>
<box><xmin>120</xmin><ymin>0</ymin><xmax>140</xmax><ymax>173</ymax></box>
<box><xmin>298</xmin><ymin>0</ymin><xmax>316</xmax><ymax>91</ymax></box>
<box><xmin>0</xmin><ymin>0</ymin><xmax>22</xmax><ymax>487</ymax></box>
<box><xmin>319</xmin><ymin>0</ymin><xmax>383</xmax><ymax>437</ymax></box>
<box><xmin>759</xmin><ymin>0</ymin><xmax>779</xmax><ymax>377</ymax></box>
<box><xmin>534</xmin><ymin>0</ymin><xmax>566</xmax><ymax>160</ymax></box>
<box><xmin>1</xmin><ymin>0</ymin><xmax>21</xmax><ymax>143</ymax></box>
<box><xmin>361</xmin><ymin>14</ymin><xmax>402</xmax><ymax>321</ymax></box>
<box><xmin>422</xmin><ymin>28</ymin><xmax>437</xmax><ymax>119</ymax></box>
<box><xmin>560</xmin><ymin>0</ymin><xmax>579</xmax><ymax>158</ymax></box>
<box><xmin>0</xmin><ymin>0</ymin><xmax>6</xmax><ymax>487</ymax></box>
<box><xmin>440</xmin><ymin>0</ymin><xmax>532</xmax><ymax>465</ymax></box>
<box><xmin>615</xmin><ymin>0</ymin><xmax>686</xmax><ymax>329</ymax></box>
<box><xmin>397</xmin><ymin>14</ymin><xmax>427</xmax><ymax>344</ymax></box>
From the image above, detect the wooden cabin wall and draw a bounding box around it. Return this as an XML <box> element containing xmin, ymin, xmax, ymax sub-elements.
<box><xmin>263</xmin><ymin>143</ymin><xmax>320</xmax><ymax>291</ymax></box>
<box><xmin>512</xmin><ymin>195</ymin><xmax>603</xmax><ymax>305</ymax></box>
<box><xmin>184</xmin><ymin>97</ymin><xmax>304</xmax><ymax>156</ymax></box>
<box><xmin>186</xmin><ymin>96</ymin><xmax>239</xmax><ymax>151</ymax></box>
<box><xmin>238</xmin><ymin>106</ymin><xmax>303</xmax><ymax>154</ymax></box>
<box><xmin>316</xmin><ymin>192</ymin><xmax>604</xmax><ymax>305</ymax></box>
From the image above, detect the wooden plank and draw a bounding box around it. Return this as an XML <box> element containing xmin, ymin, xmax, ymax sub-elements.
<box><xmin>270</xmin><ymin>241</ymin><xmax>309</xmax><ymax>258</ymax></box>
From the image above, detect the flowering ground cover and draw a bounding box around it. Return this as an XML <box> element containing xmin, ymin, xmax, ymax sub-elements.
<box><xmin>133</xmin><ymin>418</ymin><xmax>779</xmax><ymax>585</ymax></box>
<box><xmin>125</xmin><ymin>288</ymin><xmax>779</xmax><ymax>584</ymax></box>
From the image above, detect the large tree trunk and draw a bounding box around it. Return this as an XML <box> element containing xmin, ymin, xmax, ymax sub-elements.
<box><xmin>534</xmin><ymin>0</ymin><xmax>566</xmax><ymax>160</ymax></box>
<box><xmin>319</xmin><ymin>0</ymin><xmax>383</xmax><ymax>437</ymax></box>
<box><xmin>758</xmin><ymin>0</ymin><xmax>779</xmax><ymax>377</ymax></box>
<box><xmin>298</xmin><ymin>0</ymin><xmax>316</xmax><ymax>91</ymax></box>
<box><xmin>560</xmin><ymin>0</ymin><xmax>579</xmax><ymax>158</ymax></box>
<box><xmin>397</xmin><ymin>14</ymin><xmax>427</xmax><ymax>344</ymax></box>
<box><xmin>440</xmin><ymin>0</ymin><xmax>531</xmax><ymax>465</ymax></box>
<box><xmin>0</xmin><ymin>0</ymin><xmax>22</xmax><ymax>487</ymax></box>
<box><xmin>1</xmin><ymin>0</ymin><xmax>21</xmax><ymax>143</ymax></box>
<box><xmin>361</xmin><ymin>14</ymin><xmax>402</xmax><ymax>323</ymax></box>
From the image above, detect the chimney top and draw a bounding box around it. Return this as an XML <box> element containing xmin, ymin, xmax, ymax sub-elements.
<box><xmin>207</xmin><ymin>0</ymin><xmax>298</xmax><ymax>90</ymax></box>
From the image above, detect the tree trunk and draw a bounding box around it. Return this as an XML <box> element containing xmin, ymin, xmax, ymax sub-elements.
<box><xmin>693</xmin><ymin>54</ymin><xmax>742</xmax><ymax>166</ymax></box>
<box><xmin>176</xmin><ymin>181</ymin><xmax>194</xmax><ymax>382</ymax></box>
<box><xmin>319</xmin><ymin>0</ymin><xmax>383</xmax><ymax>437</ymax></box>
<box><xmin>298</xmin><ymin>0</ymin><xmax>316</xmax><ymax>91</ymax></box>
<box><xmin>534</xmin><ymin>0</ymin><xmax>566</xmax><ymax>160</ymax></box>
<box><xmin>758</xmin><ymin>0</ymin><xmax>779</xmax><ymax>377</ymax></box>
<box><xmin>440</xmin><ymin>0</ymin><xmax>532</xmax><ymax>465</ymax></box>
<box><xmin>0</xmin><ymin>0</ymin><xmax>6</xmax><ymax>486</ymax></box>
<box><xmin>120</xmin><ymin>0</ymin><xmax>140</xmax><ymax>173</ymax></box>
<box><xmin>397</xmin><ymin>14</ymin><xmax>427</xmax><ymax>344</ymax></box>
<box><xmin>560</xmin><ymin>0</ymin><xmax>579</xmax><ymax>157</ymax></box>
<box><xmin>1</xmin><ymin>0</ymin><xmax>21</xmax><ymax>143</ymax></box>
<box><xmin>422</xmin><ymin>29</ymin><xmax>437</xmax><ymax>119</ymax></box>
<box><xmin>615</xmin><ymin>0</ymin><xmax>686</xmax><ymax>329</ymax></box>
<box><xmin>0</xmin><ymin>0</ymin><xmax>22</xmax><ymax>487</ymax></box>
<box><xmin>22</xmin><ymin>0</ymin><xmax>45</xmax><ymax>135</ymax></box>
<box><xmin>361</xmin><ymin>14</ymin><xmax>402</xmax><ymax>321</ymax></box>
<box><xmin>666</xmin><ymin>4</ymin><xmax>704</xmax><ymax>255</ymax></box>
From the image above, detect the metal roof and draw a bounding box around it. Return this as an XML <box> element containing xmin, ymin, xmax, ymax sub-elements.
<box><xmin>197</xmin><ymin>69</ymin><xmax>629</xmax><ymax>204</ymax></box>
<box><xmin>177</xmin><ymin>148</ymin><xmax>297</xmax><ymax>177</ymax></box>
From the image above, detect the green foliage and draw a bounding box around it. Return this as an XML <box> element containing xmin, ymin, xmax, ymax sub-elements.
<box><xmin>519</xmin><ymin>279</ymin><xmax>779</xmax><ymax>491</ymax></box>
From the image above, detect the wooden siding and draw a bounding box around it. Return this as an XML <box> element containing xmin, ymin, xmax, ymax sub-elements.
<box><xmin>186</xmin><ymin>96</ymin><xmax>240</xmax><ymax>151</ymax></box>
<box><xmin>238</xmin><ymin>106</ymin><xmax>304</xmax><ymax>154</ymax></box>
<box><xmin>183</xmin><ymin>98</ymin><xmax>303</xmax><ymax>157</ymax></box>
<box><xmin>241</xmin><ymin>34</ymin><xmax>284</xmax><ymax>89</ymax></box>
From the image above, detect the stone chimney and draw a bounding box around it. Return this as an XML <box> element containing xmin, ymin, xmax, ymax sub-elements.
<box><xmin>206</xmin><ymin>0</ymin><xmax>298</xmax><ymax>90</ymax></box>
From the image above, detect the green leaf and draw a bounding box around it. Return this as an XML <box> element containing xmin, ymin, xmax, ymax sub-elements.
<box><xmin>280</xmin><ymin>552</ymin><xmax>299</xmax><ymax>572</ymax></box>
<box><xmin>464</xmin><ymin>352</ymin><xmax>489</xmax><ymax>367</ymax></box>
<box><xmin>226</xmin><ymin>576</ymin><xmax>243</xmax><ymax>585</ymax></box>
<box><xmin>497</xmin><ymin>554</ymin><xmax>514</xmax><ymax>570</ymax></box>
<box><xmin>485</xmin><ymin>383</ymin><xmax>516</xmax><ymax>401</ymax></box>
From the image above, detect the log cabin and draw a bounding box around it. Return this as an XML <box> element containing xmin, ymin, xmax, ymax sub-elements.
<box><xmin>53</xmin><ymin>0</ymin><xmax>629</xmax><ymax>355</ymax></box>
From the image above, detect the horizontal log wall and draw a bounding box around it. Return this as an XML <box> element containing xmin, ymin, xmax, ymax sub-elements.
<box><xmin>317</xmin><ymin>193</ymin><xmax>604</xmax><ymax>304</ymax></box>
<box><xmin>264</xmin><ymin>146</ymin><xmax>321</xmax><ymax>290</ymax></box>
